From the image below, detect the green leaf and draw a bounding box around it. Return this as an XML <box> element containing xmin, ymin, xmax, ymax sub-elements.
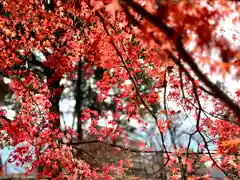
<box><xmin>4</xmin><ymin>12</ymin><xmax>11</xmax><ymax>18</ymax></box>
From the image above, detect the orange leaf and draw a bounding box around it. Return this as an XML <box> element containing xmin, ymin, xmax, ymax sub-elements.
<box><xmin>220</xmin><ymin>139</ymin><xmax>240</xmax><ymax>147</ymax></box>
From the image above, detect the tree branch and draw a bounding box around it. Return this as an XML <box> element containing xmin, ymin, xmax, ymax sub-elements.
<box><xmin>124</xmin><ymin>0</ymin><xmax>240</xmax><ymax>123</ymax></box>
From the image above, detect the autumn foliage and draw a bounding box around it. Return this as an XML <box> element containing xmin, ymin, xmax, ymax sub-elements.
<box><xmin>1</xmin><ymin>0</ymin><xmax>240</xmax><ymax>179</ymax></box>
